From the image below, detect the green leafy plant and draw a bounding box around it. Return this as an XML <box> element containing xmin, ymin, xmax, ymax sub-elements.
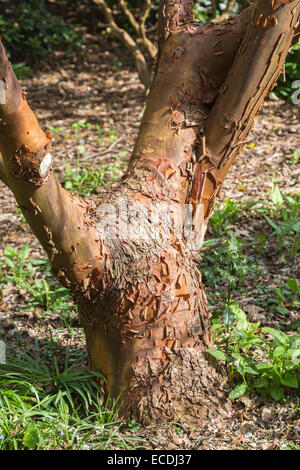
<box><xmin>63</xmin><ymin>160</ymin><xmax>123</xmax><ymax>197</ymax></box>
<box><xmin>268</xmin><ymin>278</ymin><xmax>300</xmax><ymax>317</ymax></box>
<box><xmin>264</xmin><ymin>187</ymin><xmax>300</xmax><ymax>257</ymax></box>
<box><xmin>207</xmin><ymin>302</ymin><xmax>300</xmax><ymax>401</ymax></box>
<box><xmin>0</xmin><ymin>0</ymin><xmax>82</xmax><ymax>71</ymax></box>
<box><xmin>249</xmin><ymin>187</ymin><xmax>300</xmax><ymax>258</ymax></box>
<box><xmin>47</xmin><ymin>125</ymin><xmax>64</xmax><ymax>139</ymax></box>
<box><xmin>71</xmin><ymin>121</ymin><xmax>92</xmax><ymax>143</ymax></box>
<box><xmin>201</xmin><ymin>233</ymin><xmax>262</xmax><ymax>293</ymax></box>
<box><xmin>274</xmin><ymin>43</ymin><xmax>300</xmax><ymax>102</ymax></box>
<box><xmin>0</xmin><ymin>244</ymin><xmax>76</xmax><ymax>329</ymax></box>
<box><xmin>209</xmin><ymin>198</ymin><xmax>242</xmax><ymax>235</ymax></box>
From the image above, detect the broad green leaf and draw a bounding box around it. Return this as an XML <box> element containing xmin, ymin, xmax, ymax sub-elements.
<box><xmin>31</xmin><ymin>259</ymin><xmax>48</xmax><ymax>267</ymax></box>
<box><xmin>255</xmin><ymin>362</ymin><xmax>273</xmax><ymax>370</ymax></box>
<box><xmin>228</xmin><ymin>383</ymin><xmax>247</xmax><ymax>399</ymax></box>
<box><xmin>292</xmin><ymin>221</ymin><xmax>300</xmax><ymax>232</ymax></box>
<box><xmin>4</xmin><ymin>257</ymin><xmax>15</xmax><ymax>269</ymax></box>
<box><xmin>257</xmin><ymin>234</ymin><xmax>266</xmax><ymax>243</ymax></box>
<box><xmin>261</xmin><ymin>327</ymin><xmax>289</xmax><ymax>346</ymax></box>
<box><xmin>229</xmin><ymin>302</ymin><xmax>247</xmax><ymax>321</ymax></box>
<box><xmin>264</xmin><ymin>215</ymin><xmax>278</xmax><ymax>232</ymax></box>
<box><xmin>230</xmin><ymin>302</ymin><xmax>248</xmax><ymax>330</ymax></box>
<box><xmin>287</xmin><ymin>348</ymin><xmax>300</xmax><ymax>363</ymax></box>
<box><xmin>244</xmin><ymin>366</ymin><xmax>259</xmax><ymax>375</ymax></box>
<box><xmin>19</xmin><ymin>244</ymin><xmax>29</xmax><ymax>261</ymax></box>
<box><xmin>270</xmin><ymin>185</ymin><xmax>284</xmax><ymax>208</ymax></box>
<box><xmin>287</xmin><ymin>278</ymin><xmax>300</xmax><ymax>295</ymax></box>
<box><xmin>202</xmin><ymin>239</ymin><xmax>219</xmax><ymax>247</ymax></box>
<box><xmin>272</xmin><ymin>345</ymin><xmax>286</xmax><ymax>358</ymax></box>
<box><xmin>281</xmin><ymin>373</ymin><xmax>299</xmax><ymax>389</ymax></box>
<box><xmin>254</xmin><ymin>377</ymin><xmax>269</xmax><ymax>389</ymax></box>
<box><xmin>23</xmin><ymin>423</ymin><xmax>39</xmax><ymax>449</ymax></box>
<box><xmin>275</xmin><ymin>305</ymin><xmax>289</xmax><ymax>316</ymax></box>
<box><xmin>4</xmin><ymin>247</ymin><xmax>17</xmax><ymax>257</ymax></box>
<box><xmin>222</xmin><ymin>306</ymin><xmax>234</xmax><ymax>328</ymax></box>
<box><xmin>206</xmin><ymin>349</ymin><xmax>229</xmax><ymax>361</ymax></box>
<box><xmin>273</xmin><ymin>287</ymin><xmax>285</xmax><ymax>303</ymax></box>
<box><xmin>270</xmin><ymin>386</ymin><xmax>284</xmax><ymax>401</ymax></box>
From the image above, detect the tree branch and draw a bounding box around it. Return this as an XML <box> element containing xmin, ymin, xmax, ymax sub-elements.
<box><xmin>93</xmin><ymin>0</ymin><xmax>152</xmax><ymax>89</ymax></box>
<box><xmin>118</xmin><ymin>0</ymin><xmax>139</xmax><ymax>33</ymax></box>
<box><xmin>138</xmin><ymin>0</ymin><xmax>157</xmax><ymax>59</ymax></box>
<box><xmin>119</xmin><ymin>0</ymin><xmax>156</xmax><ymax>59</ymax></box>
<box><xmin>128</xmin><ymin>6</ymin><xmax>252</xmax><ymax>211</ymax></box>
<box><xmin>211</xmin><ymin>0</ymin><xmax>236</xmax><ymax>22</ymax></box>
<box><xmin>211</xmin><ymin>0</ymin><xmax>217</xmax><ymax>19</ymax></box>
<box><xmin>0</xmin><ymin>40</ymin><xmax>105</xmax><ymax>289</ymax></box>
<box><xmin>196</xmin><ymin>0</ymin><xmax>300</xmax><ymax>222</ymax></box>
<box><xmin>292</xmin><ymin>21</ymin><xmax>300</xmax><ymax>45</ymax></box>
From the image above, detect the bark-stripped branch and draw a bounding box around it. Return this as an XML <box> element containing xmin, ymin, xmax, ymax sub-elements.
<box><xmin>138</xmin><ymin>0</ymin><xmax>157</xmax><ymax>59</ymax></box>
<box><xmin>93</xmin><ymin>0</ymin><xmax>156</xmax><ymax>88</ymax></box>
<box><xmin>195</xmin><ymin>0</ymin><xmax>300</xmax><ymax>225</ymax></box>
<box><xmin>0</xmin><ymin>41</ymin><xmax>105</xmax><ymax>288</ymax></box>
<box><xmin>211</xmin><ymin>0</ymin><xmax>236</xmax><ymax>22</ymax></box>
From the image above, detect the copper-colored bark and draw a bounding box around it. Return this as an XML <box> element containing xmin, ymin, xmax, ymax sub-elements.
<box><xmin>0</xmin><ymin>0</ymin><xmax>299</xmax><ymax>423</ymax></box>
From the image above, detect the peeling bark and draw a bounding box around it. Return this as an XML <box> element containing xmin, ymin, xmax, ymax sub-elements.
<box><xmin>0</xmin><ymin>0</ymin><xmax>299</xmax><ymax>424</ymax></box>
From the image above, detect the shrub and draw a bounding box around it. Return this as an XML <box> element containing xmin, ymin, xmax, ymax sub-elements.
<box><xmin>0</xmin><ymin>0</ymin><xmax>81</xmax><ymax>71</ymax></box>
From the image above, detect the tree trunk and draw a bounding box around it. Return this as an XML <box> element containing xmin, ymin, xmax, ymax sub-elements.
<box><xmin>0</xmin><ymin>0</ymin><xmax>299</xmax><ymax>424</ymax></box>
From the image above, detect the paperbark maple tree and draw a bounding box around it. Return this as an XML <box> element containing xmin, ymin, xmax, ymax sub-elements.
<box><xmin>0</xmin><ymin>0</ymin><xmax>299</xmax><ymax>423</ymax></box>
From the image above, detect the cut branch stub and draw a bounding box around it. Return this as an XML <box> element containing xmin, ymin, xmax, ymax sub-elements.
<box><xmin>0</xmin><ymin>39</ymin><xmax>107</xmax><ymax>289</ymax></box>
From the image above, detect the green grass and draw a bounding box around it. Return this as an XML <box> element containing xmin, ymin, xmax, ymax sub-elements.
<box><xmin>0</xmin><ymin>244</ymin><xmax>77</xmax><ymax>331</ymax></box>
<box><xmin>63</xmin><ymin>161</ymin><xmax>124</xmax><ymax>197</ymax></box>
<box><xmin>0</xmin><ymin>343</ymin><xmax>143</xmax><ymax>450</ymax></box>
<box><xmin>0</xmin><ymin>231</ymin><xmax>144</xmax><ymax>449</ymax></box>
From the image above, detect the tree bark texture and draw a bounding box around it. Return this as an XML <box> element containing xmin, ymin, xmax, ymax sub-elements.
<box><xmin>0</xmin><ymin>0</ymin><xmax>299</xmax><ymax>424</ymax></box>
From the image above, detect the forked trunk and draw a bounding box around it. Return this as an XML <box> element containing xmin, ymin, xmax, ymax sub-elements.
<box><xmin>0</xmin><ymin>0</ymin><xmax>299</xmax><ymax>424</ymax></box>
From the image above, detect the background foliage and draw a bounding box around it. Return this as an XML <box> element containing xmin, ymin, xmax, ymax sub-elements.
<box><xmin>0</xmin><ymin>0</ymin><xmax>81</xmax><ymax>77</ymax></box>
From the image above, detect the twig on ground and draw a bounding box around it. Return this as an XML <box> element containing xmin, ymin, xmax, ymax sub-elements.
<box><xmin>78</xmin><ymin>137</ymin><xmax>124</xmax><ymax>161</ymax></box>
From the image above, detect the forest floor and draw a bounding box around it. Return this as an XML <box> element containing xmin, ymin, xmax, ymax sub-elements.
<box><xmin>0</xmin><ymin>13</ymin><xmax>300</xmax><ymax>450</ymax></box>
